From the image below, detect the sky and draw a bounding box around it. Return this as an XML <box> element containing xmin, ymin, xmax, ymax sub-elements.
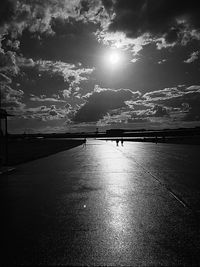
<box><xmin>0</xmin><ymin>0</ymin><xmax>200</xmax><ymax>133</ymax></box>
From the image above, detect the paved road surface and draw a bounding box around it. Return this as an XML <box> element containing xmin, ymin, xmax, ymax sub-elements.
<box><xmin>1</xmin><ymin>139</ymin><xmax>200</xmax><ymax>266</ymax></box>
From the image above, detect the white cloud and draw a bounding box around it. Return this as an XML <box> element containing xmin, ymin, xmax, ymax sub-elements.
<box><xmin>0</xmin><ymin>50</ymin><xmax>19</xmax><ymax>75</ymax></box>
<box><xmin>158</xmin><ymin>59</ymin><xmax>167</xmax><ymax>65</ymax></box>
<box><xmin>186</xmin><ymin>85</ymin><xmax>200</xmax><ymax>91</ymax></box>
<box><xmin>30</xmin><ymin>95</ymin><xmax>66</xmax><ymax>103</ymax></box>
<box><xmin>35</xmin><ymin>59</ymin><xmax>94</xmax><ymax>84</ymax></box>
<box><xmin>184</xmin><ymin>51</ymin><xmax>199</xmax><ymax>63</ymax></box>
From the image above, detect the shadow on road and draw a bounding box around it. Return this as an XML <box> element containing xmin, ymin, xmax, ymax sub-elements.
<box><xmin>6</xmin><ymin>139</ymin><xmax>84</xmax><ymax>166</ymax></box>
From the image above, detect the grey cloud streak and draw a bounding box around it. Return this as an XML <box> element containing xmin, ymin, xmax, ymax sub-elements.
<box><xmin>136</xmin><ymin>85</ymin><xmax>200</xmax><ymax>122</ymax></box>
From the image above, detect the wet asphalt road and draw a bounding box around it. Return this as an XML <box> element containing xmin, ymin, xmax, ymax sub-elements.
<box><xmin>1</xmin><ymin>139</ymin><xmax>200</xmax><ymax>266</ymax></box>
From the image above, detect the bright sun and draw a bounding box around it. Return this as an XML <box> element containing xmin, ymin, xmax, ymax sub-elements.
<box><xmin>103</xmin><ymin>49</ymin><xmax>124</xmax><ymax>69</ymax></box>
<box><xmin>109</xmin><ymin>52</ymin><xmax>120</xmax><ymax>65</ymax></box>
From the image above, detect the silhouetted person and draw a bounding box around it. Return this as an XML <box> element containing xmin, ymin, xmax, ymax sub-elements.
<box><xmin>83</xmin><ymin>138</ymin><xmax>87</xmax><ymax>147</ymax></box>
<box><xmin>116</xmin><ymin>139</ymin><xmax>119</xmax><ymax>146</ymax></box>
<box><xmin>121</xmin><ymin>138</ymin><xmax>124</xmax><ymax>146</ymax></box>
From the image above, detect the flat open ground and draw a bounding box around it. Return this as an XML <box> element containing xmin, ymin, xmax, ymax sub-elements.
<box><xmin>1</xmin><ymin>139</ymin><xmax>200</xmax><ymax>266</ymax></box>
<box><xmin>5</xmin><ymin>138</ymin><xmax>84</xmax><ymax>165</ymax></box>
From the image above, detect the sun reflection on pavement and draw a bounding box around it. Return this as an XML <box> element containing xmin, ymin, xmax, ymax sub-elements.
<box><xmin>95</xmin><ymin>142</ymin><xmax>135</xmax><ymax>254</ymax></box>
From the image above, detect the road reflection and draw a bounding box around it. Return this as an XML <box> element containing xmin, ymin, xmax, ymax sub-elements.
<box><xmin>96</xmin><ymin>143</ymin><xmax>135</xmax><ymax>255</ymax></box>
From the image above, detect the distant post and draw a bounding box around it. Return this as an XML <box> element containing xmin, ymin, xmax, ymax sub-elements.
<box><xmin>0</xmin><ymin>109</ymin><xmax>13</xmax><ymax>166</ymax></box>
<box><xmin>0</xmin><ymin>109</ymin><xmax>7</xmax><ymax>166</ymax></box>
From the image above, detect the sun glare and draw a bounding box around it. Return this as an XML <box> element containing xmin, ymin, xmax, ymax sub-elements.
<box><xmin>109</xmin><ymin>52</ymin><xmax>120</xmax><ymax>65</ymax></box>
<box><xmin>105</xmin><ymin>50</ymin><xmax>123</xmax><ymax>68</ymax></box>
<box><xmin>102</xmin><ymin>49</ymin><xmax>125</xmax><ymax>71</ymax></box>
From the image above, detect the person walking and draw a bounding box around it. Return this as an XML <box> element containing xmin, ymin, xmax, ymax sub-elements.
<box><xmin>83</xmin><ymin>138</ymin><xmax>87</xmax><ymax>147</ymax></box>
<box><xmin>121</xmin><ymin>138</ymin><xmax>124</xmax><ymax>146</ymax></box>
<box><xmin>116</xmin><ymin>139</ymin><xmax>119</xmax><ymax>146</ymax></box>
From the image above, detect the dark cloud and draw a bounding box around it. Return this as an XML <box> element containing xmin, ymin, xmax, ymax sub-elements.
<box><xmin>184</xmin><ymin>99</ymin><xmax>200</xmax><ymax>121</ymax></box>
<box><xmin>49</xmin><ymin>110</ymin><xmax>58</xmax><ymax>116</ymax></box>
<box><xmin>0</xmin><ymin>0</ymin><xmax>16</xmax><ymax>26</ymax></box>
<box><xmin>0</xmin><ymin>0</ymin><xmax>106</xmax><ymax>49</ymax></box>
<box><xmin>65</xmin><ymin>103</ymin><xmax>71</xmax><ymax>109</ymax></box>
<box><xmin>15</xmin><ymin>66</ymin><xmax>67</xmax><ymax>96</ymax></box>
<box><xmin>80</xmin><ymin>0</ymin><xmax>90</xmax><ymax>14</ymax></box>
<box><xmin>73</xmin><ymin>87</ymin><xmax>140</xmax><ymax>122</ymax></box>
<box><xmin>101</xmin><ymin>0</ymin><xmax>113</xmax><ymax>12</ymax></box>
<box><xmin>151</xmin><ymin>104</ymin><xmax>169</xmax><ymax>117</ymax></box>
<box><xmin>0</xmin><ymin>73</ymin><xmax>11</xmax><ymax>83</ymax></box>
<box><xmin>1</xmin><ymin>83</ymin><xmax>25</xmax><ymax>111</ymax></box>
<box><xmin>165</xmin><ymin>28</ymin><xmax>181</xmax><ymax>44</ymax></box>
<box><xmin>14</xmin><ymin>60</ymin><xmax>93</xmax><ymax>101</ymax></box>
<box><xmin>106</xmin><ymin>0</ymin><xmax>200</xmax><ymax>43</ymax></box>
<box><xmin>19</xmin><ymin>19</ymin><xmax>101</xmax><ymax>64</ymax></box>
<box><xmin>72</xmin><ymin>84</ymin><xmax>200</xmax><ymax>125</ymax></box>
